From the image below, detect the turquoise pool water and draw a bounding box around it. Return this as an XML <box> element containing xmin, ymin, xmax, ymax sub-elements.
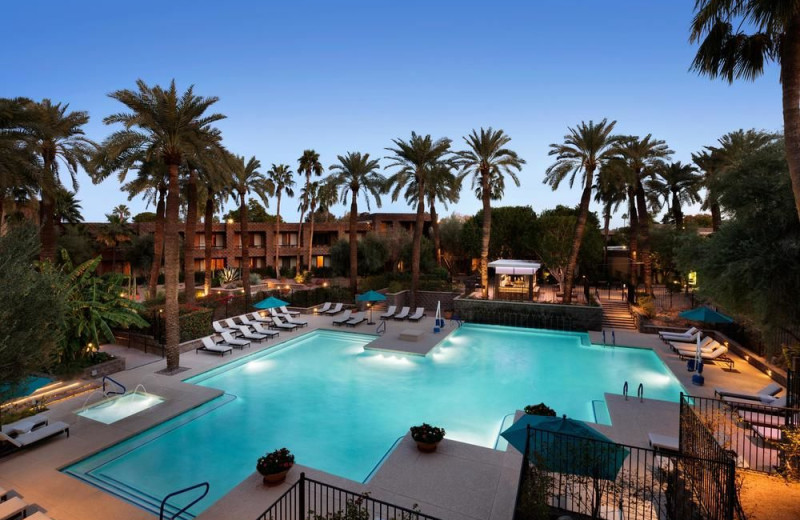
<box><xmin>64</xmin><ymin>325</ymin><xmax>685</xmax><ymax>518</ymax></box>
<box><xmin>76</xmin><ymin>392</ymin><xmax>165</xmax><ymax>424</ymax></box>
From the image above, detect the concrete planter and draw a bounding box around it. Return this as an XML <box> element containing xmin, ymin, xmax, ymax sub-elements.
<box><xmin>81</xmin><ymin>356</ymin><xmax>126</xmax><ymax>379</ymax></box>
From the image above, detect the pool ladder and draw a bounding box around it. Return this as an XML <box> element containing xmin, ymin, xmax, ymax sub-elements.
<box><xmin>159</xmin><ymin>482</ymin><xmax>209</xmax><ymax>520</ymax></box>
<box><xmin>102</xmin><ymin>376</ymin><xmax>126</xmax><ymax>397</ymax></box>
<box><xmin>622</xmin><ymin>381</ymin><xmax>644</xmax><ymax>402</ymax></box>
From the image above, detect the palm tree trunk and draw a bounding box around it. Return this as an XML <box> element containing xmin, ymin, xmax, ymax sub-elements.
<box><xmin>349</xmin><ymin>193</ymin><xmax>358</xmax><ymax>296</ymax></box>
<box><xmin>635</xmin><ymin>176</ymin><xmax>653</xmax><ymax>295</ymax></box>
<box><xmin>0</xmin><ymin>196</ymin><xmax>5</xmax><ymax>236</ymax></box>
<box><xmin>148</xmin><ymin>185</ymin><xmax>166</xmax><ymax>299</ymax></box>
<box><xmin>274</xmin><ymin>195</ymin><xmax>281</xmax><ymax>278</ymax></box>
<box><xmin>563</xmin><ymin>175</ymin><xmax>594</xmax><ymax>304</ymax></box>
<box><xmin>297</xmin><ymin>175</ymin><xmax>309</xmax><ymax>277</ymax></box>
<box><xmin>240</xmin><ymin>193</ymin><xmax>251</xmax><ymax>306</ymax></box>
<box><xmin>710</xmin><ymin>203</ymin><xmax>722</xmax><ymax>231</ymax></box>
<box><xmin>163</xmin><ymin>163</ymin><xmax>181</xmax><ymax>371</ymax></box>
<box><xmin>112</xmin><ymin>244</ymin><xmax>117</xmax><ymax>272</ymax></box>
<box><xmin>627</xmin><ymin>189</ymin><xmax>639</xmax><ymax>291</ymax></box>
<box><xmin>184</xmin><ymin>170</ymin><xmax>198</xmax><ymax>305</ymax></box>
<box><xmin>39</xmin><ymin>192</ymin><xmax>56</xmax><ymax>262</ymax></box>
<box><xmin>781</xmin><ymin>14</ymin><xmax>800</xmax><ymax>222</ymax></box>
<box><xmin>602</xmin><ymin>205</ymin><xmax>610</xmax><ymax>270</ymax></box>
<box><xmin>672</xmin><ymin>191</ymin><xmax>683</xmax><ymax>230</ymax></box>
<box><xmin>430</xmin><ymin>197</ymin><xmax>441</xmax><ymax>267</ymax></box>
<box><xmin>411</xmin><ymin>180</ymin><xmax>425</xmax><ymax>308</ymax></box>
<box><xmin>203</xmin><ymin>192</ymin><xmax>214</xmax><ymax>296</ymax></box>
<box><xmin>480</xmin><ymin>171</ymin><xmax>491</xmax><ymax>299</ymax></box>
<box><xmin>307</xmin><ymin>204</ymin><xmax>316</xmax><ymax>272</ymax></box>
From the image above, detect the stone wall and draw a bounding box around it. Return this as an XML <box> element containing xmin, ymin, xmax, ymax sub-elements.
<box><xmin>81</xmin><ymin>356</ymin><xmax>126</xmax><ymax>379</ymax></box>
<box><xmin>453</xmin><ymin>297</ymin><xmax>603</xmax><ymax>332</ymax></box>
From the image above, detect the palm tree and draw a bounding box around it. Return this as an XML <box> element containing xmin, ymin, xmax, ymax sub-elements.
<box><xmin>690</xmin><ymin>1</ymin><xmax>800</xmax><ymax>221</ymax></box>
<box><xmin>691</xmin><ymin>150</ymin><xmax>723</xmax><ymax>231</ymax></box>
<box><xmin>648</xmin><ymin>161</ymin><xmax>703</xmax><ymax>230</ymax></box>
<box><xmin>299</xmin><ymin>180</ymin><xmax>320</xmax><ymax>272</ymax></box>
<box><xmin>593</xmin><ymin>169</ymin><xmax>627</xmax><ymax>270</ymax></box>
<box><xmin>385</xmin><ymin>133</ymin><xmax>452</xmax><ymax>306</ymax></box>
<box><xmin>53</xmin><ymin>187</ymin><xmax>83</xmax><ymax>226</ymax></box>
<box><xmin>113</xmin><ymin>204</ymin><xmax>131</xmax><ymax>222</ymax></box>
<box><xmin>329</xmin><ymin>152</ymin><xmax>385</xmax><ymax>295</ymax></box>
<box><xmin>0</xmin><ymin>97</ymin><xmax>38</xmax><ymax>235</ymax></box>
<box><xmin>316</xmin><ymin>179</ymin><xmax>339</xmax><ymax>223</ymax></box>
<box><xmin>455</xmin><ymin>128</ymin><xmax>525</xmax><ymax>299</ymax></box>
<box><xmin>544</xmin><ymin>119</ymin><xmax>619</xmax><ymax>303</ymax></box>
<box><xmin>95</xmin><ymin>213</ymin><xmax>132</xmax><ymax>272</ymax></box>
<box><xmin>296</xmin><ymin>150</ymin><xmax>324</xmax><ymax>276</ymax></box>
<box><xmin>610</xmin><ymin>135</ymin><xmax>673</xmax><ymax>295</ymax></box>
<box><xmin>97</xmin><ymin>79</ymin><xmax>225</xmax><ymax>372</ymax></box>
<box><xmin>230</xmin><ymin>155</ymin><xmax>265</xmax><ymax>305</ymax></box>
<box><xmin>263</xmin><ymin>164</ymin><xmax>294</xmax><ymax>277</ymax></box>
<box><xmin>198</xmin><ymin>156</ymin><xmax>231</xmax><ymax>296</ymax></box>
<box><xmin>25</xmin><ymin>99</ymin><xmax>95</xmax><ymax>261</ymax></box>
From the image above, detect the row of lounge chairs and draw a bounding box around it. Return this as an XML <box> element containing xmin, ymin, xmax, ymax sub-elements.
<box><xmin>330</xmin><ymin>311</ymin><xmax>366</xmax><ymax>327</ymax></box>
<box><xmin>0</xmin><ymin>489</ymin><xmax>55</xmax><ymax>520</ymax></box>
<box><xmin>657</xmin><ymin>327</ymin><xmax>735</xmax><ymax>369</ymax></box>
<box><xmin>198</xmin><ymin>310</ymin><xmax>309</xmax><ymax>356</ymax></box>
<box><xmin>379</xmin><ymin>306</ymin><xmax>425</xmax><ymax>321</ymax></box>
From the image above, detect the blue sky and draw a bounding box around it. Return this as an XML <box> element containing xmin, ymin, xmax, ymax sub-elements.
<box><xmin>1</xmin><ymin>1</ymin><xmax>782</xmax><ymax>224</ymax></box>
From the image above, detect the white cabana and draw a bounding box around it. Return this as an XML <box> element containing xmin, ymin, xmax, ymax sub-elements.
<box><xmin>487</xmin><ymin>260</ymin><xmax>541</xmax><ymax>301</ymax></box>
<box><xmin>488</xmin><ymin>259</ymin><xmax>541</xmax><ymax>275</ymax></box>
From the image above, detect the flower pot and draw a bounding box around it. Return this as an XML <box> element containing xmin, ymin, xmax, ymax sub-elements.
<box><xmin>262</xmin><ymin>469</ymin><xmax>290</xmax><ymax>486</ymax></box>
<box><xmin>415</xmin><ymin>440</ymin><xmax>440</xmax><ymax>453</ymax></box>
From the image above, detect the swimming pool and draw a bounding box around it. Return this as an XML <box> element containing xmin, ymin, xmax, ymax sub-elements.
<box><xmin>76</xmin><ymin>392</ymin><xmax>165</xmax><ymax>424</ymax></box>
<box><xmin>65</xmin><ymin>325</ymin><xmax>685</xmax><ymax>517</ymax></box>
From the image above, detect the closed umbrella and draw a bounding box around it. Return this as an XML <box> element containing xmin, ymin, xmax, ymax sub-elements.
<box><xmin>679</xmin><ymin>306</ymin><xmax>734</xmax><ymax>384</ymax></box>
<box><xmin>355</xmin><ymin>290</ymin><xmax>387</xmax><ymax>325</ymax></box>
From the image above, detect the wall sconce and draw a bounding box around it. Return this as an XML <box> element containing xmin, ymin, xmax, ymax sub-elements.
<box><xmin>744</xmin><ymin>354</ymin><xmax>750</xmax><ymax>361</ymax></box>
<box><xmin>767</xmin><ymin>369</ymin><xmax>773</xmax><ymax>377</ymax></box>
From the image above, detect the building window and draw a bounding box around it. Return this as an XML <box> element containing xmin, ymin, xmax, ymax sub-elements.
<box><xmin>316</xmin><ymin>255</ymin><xmax>324</xmax><ymax>268</ymax></box>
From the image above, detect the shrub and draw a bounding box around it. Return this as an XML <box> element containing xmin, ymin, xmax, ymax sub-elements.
<box><xmin>637</xmin><ymin>295</ymin><xmax>656</xmax><ymax>319</ymax></box>
<box><xmin>256</xmin><ymin>448</ymin><xmax>294</xmax><ymax>475</ymax></box>
<box><xmin>249</xmin><ymin>272</ymin><xmax>262</xmax><ymax>285</ymax></box>
<box><xmin>524</xmin><ymin>403</ymin><xmax>557</xmax><ymax>416</ymax></box>
<box><xmin>409</xmin><ymin>423</ymin><xmax>445</xmax><ymax>443</ymax></box>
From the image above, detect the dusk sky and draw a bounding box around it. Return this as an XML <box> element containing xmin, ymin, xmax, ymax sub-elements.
<box><xmin>2</xmin><ymin>1</ymin><xmax>782</xmax><ymax>224</ymax></box>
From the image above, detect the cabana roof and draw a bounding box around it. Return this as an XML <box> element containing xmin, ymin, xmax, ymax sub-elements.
<box><xmin>488</xmin><ymin>259</ymin><xmax>541</xmax><ymax>275</ymax></box>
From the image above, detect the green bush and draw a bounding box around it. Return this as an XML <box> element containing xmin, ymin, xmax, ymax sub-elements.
<box><xmin>637</xmin><ymin>295</ymin><xmax>656</xmax><ymax>319</ymax></box>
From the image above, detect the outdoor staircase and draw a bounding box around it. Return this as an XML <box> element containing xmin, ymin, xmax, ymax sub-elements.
<box><xmin>600</xmin><ymin>299</ymin><xmax>638</xmax><ymax>331</ymax></box>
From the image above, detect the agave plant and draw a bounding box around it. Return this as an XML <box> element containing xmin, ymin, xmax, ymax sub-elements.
<box><xmin>218</xmin><ymin>267</ymin><xmax>241</xmax><ymax>287</ymax></box>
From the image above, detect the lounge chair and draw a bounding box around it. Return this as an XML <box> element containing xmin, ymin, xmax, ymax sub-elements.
<box><xmin>678</xmin><ymin>346</ymin><xmax>734</xmax><ymax>369</ymax></box>
<box><xmin>212</xmin><ymin>321</ymin><xmax>237</xmax><ymax>335</ymax></box>
<box><xmin>648</xmin><ymin>433</ymin><xmax>679</xmax><ymax>452</ymax></box>
<box><xmin>407</xmin><ymin>307</ymin><xmax>425</xmax><ymax>321</ymax></box>
<box><xmin>27</xmin><ymin>512</ymin><xmax>56</xmax><ymax>520</ymax></box>
<box><xmin>316</xmin><ymin>302</ymin><xmax>332</xmax><ymax>314</ymax></box>
<box><xmin>738</xmin><ymin>408</ymin><xmax>794</xmax><ymax>427</ymax></box>
<box><xmin>379</xmin><ymin>305</ymin><xmax>396</xmax><ymax>320</ymax></box>
<box><xmin>0</xmin><ymin>421</ymin><xmax>69</xmax><ymax>449</ymax></box>
<box><xmin>753</xmin><ymin>425</ymin><xmax>783</xmax><ymax>443</ymax></box>
<box><xmin>238</xmin><ymin>314</ymin><xmax>256</xmax><ymax>326</ymax></box>
<box><xmin>236</xmin><ymin>325</ymin><xmax>268</xmax><ymax>342</ymax></box>
<box><xmin>225</xmin><ymin>318</ymin><xmax>245</xmax><ymax>332</ymax></box>
<box><xmin>345</xmin><ymin>312</ymin><xmax>366</xmax><ymax>327</ymax></box>
<box><xmin>658</xmin><ymin>326</ymin><xmax>700</xmax><ymax>342</ymax></box>
<box><xmin>670</xmin><ymin>336</ymin><xmax>716</xmax><ymax>352</ymax></box>
<box><xmin>220</xmin><ymin>331</ymin><xmax>252</xmax><ymax>349</ymax></box>
<box><xmin>393</xmin><ymin>307</ymin><xmax>411</xmax><ymax>320</ymax></box>
<box><xmin>674</xmin><ymin>340</ymin><xmax>723</xmax><ymax>357</ymax></box>
<box><xmin>250</xmin><ymin>312</ymin><xmax>272</xmax><ymax>324</ymax></box>
<box><xmin>197</xmin><ymin>336</ymin><xmax>232</xmax><ymax>356</ymax></box>
<box><xmin>284</xmin><ymin>315</ymin><xmax>308</xmax><ymax>328</ymax></box>
<box><xmin>724</xmin><ymin>395</ymin><xmax>786</xmax><ymax>408</ymax></box>
<box><xmin>714</xmin><ymin>382</ymin><xmax>782</xmax><ymax>401</ymax></box>
<box><xmin>0</xmin><ymin>497</ymin><xmax>27</xmax><ymax>519</ymax></box>
<box><xmin>332</xmin><ymin>310</ymin><xmax>352</xmax><ymax>326</ymax></box>
<box><xmin>325</xmin><ymin>303</ymin><xmax>344</xmax><ymax>315</ymax></box>
<box><xmin>1</xmin><ymin>412</ymin><xmax>49</xmax><ymax>436</ymax></box>
<box><xmin>251</xmin><ymin>322</ymin><xmax>280</xmax><ymax>339</ymax></box>
<box><xmin>269</xmin><ymin>308</ymin><xmax>291</xmax><ymax>320</ymax></box>
<box><xmin>279</xmin><ymin>305</ymin><xmax>300</xmax><ymax>316</ymax></box>
<box><xmin>270</xmin><ymin>316</ymin><xmax>298</xmax><ymax>331</ymax></box>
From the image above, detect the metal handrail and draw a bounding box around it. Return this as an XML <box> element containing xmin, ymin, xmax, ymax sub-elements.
<box><xmin>159</xmin><ymin>482</ymin><xmax>209</xmax><ymax>520</ymax></box>
<box><xmin>637</xmin><ymin>383</ymin><xmax>644</xmax><ymax>402</ymax></box>
<box><xmin>102</xmin><ymin>376</ymin><xmax>126</xmax><ymax>396</ymax></box>
<box><xmin>376</xmin><ymin>320</ymin><xmax>386</xmax><ymax>335</ymax></box>
<box><xmin>622</xmin><ymin>381</ymin><xmax>629</xmax><ymax>400</ymax></box>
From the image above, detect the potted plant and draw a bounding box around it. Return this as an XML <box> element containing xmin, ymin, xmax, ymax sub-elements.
<box><xmin>524</xmin><ymin>403</ymin><xmax>557</xmax><ymax>417</ymax></box>
<box><xmin>256</xmin><ymin>448</ymin><xmax>295</xmax><ymax>485</ymax></box>
<box><xmin>410</xmin><ymin>423</ymin><xmax>446</xmax><ymax>452</ymax></box>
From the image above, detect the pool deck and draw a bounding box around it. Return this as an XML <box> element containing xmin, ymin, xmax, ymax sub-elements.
<box><xmin>363</xmin><ymin>317</ymin><xmax>456</xmax><ymax>356</ymax></box>
<box><xmin>0</xmin><ymin>313</ymin><xmax>783</xmax><ymax>520</ymax></box>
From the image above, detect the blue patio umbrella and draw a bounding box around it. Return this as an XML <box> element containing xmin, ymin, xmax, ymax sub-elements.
<box><xmin>356</xmin><ymin>290</ymin><xmax>387</xmax><ymax>324</ymax></box>
<box><xmin>501</xmin><ymin>414</ymin><xmax>628</xmax><ymax>481</ymax></box>
<box><xmin>253</xmin><ymin>296</ymin><xmax>289</xmax><ymax>310</ymax></box>
<box><xmin>679</xmin><ymin>306</ymin><xmax>734</xmax><ymax>324</ymax></box>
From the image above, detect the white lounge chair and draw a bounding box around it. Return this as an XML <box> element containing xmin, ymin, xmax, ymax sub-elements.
<box><xmin>197</xmin><ymin>336</ymin><xmax>233</xmax><ymax>356</ymax></box>
<box><xmin>670</xmin><ymin>336</ymin><xmax>716</xmax><ymax>352</ymax></box>
<box><xmin>225</xmin><ymin>318</ymin><xmax>245</xmax><ymax>332</ymax></box>
<box><xmin>269</xmin><ymin>308</ymin><xmax>291</xmax><ymax>320</ymax></box>
<box><xmin>27</xmin><ymin>512</ymin><xmax>56</xmax><ymax>520</ymax></box>
<box><xmin>270</xmin><ymin>316</ymin><xmax>298</xmax><ymax>331</ymax></box>
<box><xmin>0</xmin><ymin>421</ymin><xmax>69</xmax><ymax>448</ymax></box>
<box><xmin>678</xmin><ymin>346</ymin><xmax>734</xmax><ymax>369</ymax></box>
<box><xmin>714</xmin><ymin>382</ymin><xmax>782</xmax><ymax>401</ymax></box>
<box><xmin>674</xmin><ymin>339</ymin><xmax>722</xmax><ymax>357</ymax></box>
<box><xmin>221</xmin><ymin>331</ymin><xmax>251</xmax><ymax>349</ymax></box>
<box><xmin>284</xmin><ymin>315</ymin><xmax>308</xmax><ymax>328</ymax></box>
<box><xmin>251</xmin><ymin>322</ymin><xmax>280</xmax><ymax>339</ymax></box>
<box><xmin>393</xmin><ymin>307</ymin><xmax>411</xmax><ymax>320</ymax></box>
<box><xmin>345</xmin><ymin>312</ymin><xmax>366</xmax><ymax>327</ymax></box>
<box><xmin>753</xmin><ymin>425</ymin><xmax>782</xmax><ymax>443</ymax></box>
<box><xmin>236</xmin><ymin>325</ymin><xmax>268</xmax><ymax>342</ymax></box>
<box><xmin>648</xmin><ymin>433</ymin><xmax>679</xmax><ymax>452</ymax></box>
<box><xmin>279</xmin><ymin>305</ymin><xmax>300</xmax><ymax>316</ymax></box>
<box><xmin>658</xmin><ymin>326</ymin><xmax>699</xmax><ymax>341</ymax></box>
<box><xmin>325</xmin><ymin>303</ymin><xmax>344</xmax><ymax>315</ymax></box>
<box><xmin>1</xmin><ymin>413</ymin><xmax>49</xmax><ymax>436</ymax></box>
<box><xmin>250</xmin><ymin>312</ymin><xmax>272</xmax><ymax>324</ymax></box>
<box><xmin>379</xmin><ymin>305</ymin><xmax>396</xmax><ymax>320</ymax></box>
<box><xmin>407</xmin><ymin>307</ymin><xmax>425</xmax><ymax>321</ymax></box>
<box><xmin>724</xmin><ymin>395</ymin><xmax>786</xmax><ymax>408</ymax></box>
<box><xmin>738</xmin><ymin>408</ymin><xmax>793</xmax><ymax>427</ymax></box>
<box><xmin>212</xmin><ymin>321</ymin><xmax>236</xmax><ymax>335</ymax></box>
<box><xmin>332</xmin><ymin>310</ymin><xmax>352</xmax><ymax>326</ymax></box>
<box><xmin>238</xmin><ymin>314</ymin><xmax>256</xmax><ymax>326</ymax></box>
<box><xmin>0</xmin><ymin>497</ymin><xmax>28</xmax><ymax>519</ymax></box>
<box><xmin>316</xmin><ymin>302</ymin><xmax>332</xmax><ymax>314</ymax></box>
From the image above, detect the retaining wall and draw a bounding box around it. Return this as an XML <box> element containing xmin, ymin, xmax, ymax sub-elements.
<box><xmin>453</xmin><ymin>296</ymin><xmax>603</xmax><ymax>332</ymax></box>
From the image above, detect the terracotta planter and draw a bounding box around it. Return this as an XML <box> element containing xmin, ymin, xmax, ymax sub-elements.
<box><xmin>415</xmin><ymin>440</ymin><xmax>440</xmax><ymax>453</ymax></box>
<box><xmin>261</xmin><ymin>468</ymin><xmax>290</xmax><ymax>486</ymax></box>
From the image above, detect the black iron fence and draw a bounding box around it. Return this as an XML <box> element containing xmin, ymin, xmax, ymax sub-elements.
<box><xmin>515</xmin><ymin>425</ymin><xmax>741</xmax><ymax>520</ymax></box>
<box><xmin>256</xmin><ymin>472</ymin><xmax>440</xmax><ymax>520</ymax></box>
<box><xmin>788</xmin><ymin>369</ymin><xmax>799</xmax><ymax>409</ymax></box>
<box><xmin>681</xmin><ymin>393</ymin><xmax>799</xmax><ymax>476</ymax></box>
<box><xmin>112</xmin><ymin>329</ymin><xmax>165</xmax><ymax>357</ymax></box>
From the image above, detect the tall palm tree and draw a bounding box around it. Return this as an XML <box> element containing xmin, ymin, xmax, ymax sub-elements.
<box><xmin>230</xmin><ymin>155</ymin><xmax>265</xmax><ymax>304</ymax></box>
<box><xmin>593</xmin><ymin>169</ymin><xmax>627</xmax><ymax>270</ymax></box>
<box><xmin>316</xmin><ymin>179</ymin><xmax>340</xmax><ymax>223</ymax></box>
<box><xmin>263</xmin><ymin>164</ymin><xmax>294</xmax><ymax>277</ymax></box>
<box><xmin>0</xmin><ymin>97</ymin><xmax>38</xmax><ymax>235</ymax></box>
<box><xmin>385</xmin><ymin>133</ymin><xmax>452</xmax><ymax>306</ymax></box>
<box><xmin>53</xmin><ymin>186</ymin><xmax>83</xmax><ymax>226</ymax></box>
<box><xmin>95</xmin><ymin>213</ymin><xmax>132</xmax><ymax>272</ymax></box>
<box><xmin>113</xmin><ymin>204</ymin><xmax>131</xmax><ymax>222</ymax></box>
<box><xmin>296</xmin><ymin>150</ymin><xmax>324</xmax><ymax>276</ymax></box>
<box><xmin>329</xmin><ymin>152</ymin><xmax>385</xmax><ymax>295</ymax></box>
<box><xmin>610</xmin><ymin>135</ymin><xmax>672</xmax><ymax>295</ymax></box>
<box><xmin>97</xmin><ymin>79</ymin><xmax>225</xmax><ymax>372</ymax></box>
<box><xmin>198</xmin><ymin>156</ymin><xmax>231</xmax><ymax>295</ymax></box>
<box><xmin>690</xmin><ymin>1</ymin><xmax>800</xmax><ymax>221</ymax></box>
<box><xmin>544</xmin><ymin>119</ymin><xmax>618</xmax><ymax>303</ymax></box>
<box><xmin>455</xmin><ymin>128</ymin><xmax>525</xmax><ymax>299</ymax></box>
<box><xmin>299</xmin><ymin>180</ymin><xmax>320</xmax><ymax>272</ymax></box>
<box><xmin>648</xmin><ymin>161</ymin><xmax>703</xmax><ymax>230</ymax></box>
<box><xmin>691</xmin><ymin>150</ymin><xmax>723</xmax><ymax>231</ymax></box>
<box><xmin>25</xmin><ymin>99</ymin><xmax>95</xmax><ymax>261</ymax></box>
